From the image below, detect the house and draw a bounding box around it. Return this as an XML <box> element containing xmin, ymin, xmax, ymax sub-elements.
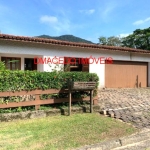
<box><xmin>0</xmin><ymin>33</ymin><xmax>150</xmax><ymax>88</ymax></box>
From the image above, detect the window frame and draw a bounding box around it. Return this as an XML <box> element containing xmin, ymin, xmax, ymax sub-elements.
<box><xmin>64</xmin><ymin>57</ymin><xmax>89</xmax><ymax>72</ymax></box>
<box><xmin>1</xmin><ymin>57</ymin><xmax>21</xmax><ymax>70</ymax></box>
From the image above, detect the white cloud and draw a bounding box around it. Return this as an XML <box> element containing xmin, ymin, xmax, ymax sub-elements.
<box><xmin>43</xmin><ymin>0</ymin><xmax>52</xmax><ymax>5</ymax></box>
<box><xmin>101</xmin><ymin>2</ymin><xmax>117</xmax><ymax>19</ymax></box>
<box><xmin>118</xmin><ymin>33</ymin><xmax>131</xmax><ymax>38</ymax></box>
<box><xmin>40</xmin><ymin>15</ymin><xmax>71</xmax><ymax>34</ymax></box>
<box><xmin>133</xmin><ymin>17</ymin><xmax>150</xmax><ymax>25</ymax></box>
<box><xmin>88</xmin><ymin>9</ymin><xmax>95</xmax><ymax>14</ymax></box>
<box><xmin>40</xmin><ymin>15</ymin><xmax>58</xmax><ymax>24</ymax></box>
<box><xmin>103</xmin><ymin>6</ymin><xmax>113</xmax><ymax>17</ymax></box>
<box><xmin>79</xmin><ymin>9</ymin><xmax>95</xmax><ymax>15</ymax></box>
<box><xmin>54</xmin><ymin>18</ymin><xmax>70</xmax><ymax>33</ymax></box>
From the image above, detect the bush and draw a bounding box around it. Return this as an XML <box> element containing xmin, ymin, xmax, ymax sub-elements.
<box><xmin>0</xmin><ymin>61</ymin><xmax>6</xmax><ymax>71</ymax></box>
<box><xmin>0</xmin><ymin>70</ymin><xmax>99</xmax><ymax>92</ymax></box>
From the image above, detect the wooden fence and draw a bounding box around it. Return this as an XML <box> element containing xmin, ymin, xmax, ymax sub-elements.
<box><xmin>0</xmin><ymin>89</ymin><xmax>98</xmax><ymax>110</ymax></box>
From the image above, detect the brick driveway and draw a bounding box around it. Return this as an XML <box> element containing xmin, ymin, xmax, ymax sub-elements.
<box><xmin>98</xmin><ymin>88</ymin><xmax>150</xmax><ymax>129</ymax></box>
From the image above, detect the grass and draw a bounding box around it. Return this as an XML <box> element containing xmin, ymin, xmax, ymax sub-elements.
<box><xmin>0</xmin><ymin>113</ymin><xmax>137</xmax><ymax>150</ymax></box>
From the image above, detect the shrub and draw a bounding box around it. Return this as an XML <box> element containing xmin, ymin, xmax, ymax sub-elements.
<box><xmin>0</xmin><ymin>61</ymin><xmax>6</xmax><ymax>71</ymax></box>
<box><xmin>0</xmin><ymin>70</ymin><xmax>99</xmax><ymax>92</ymax></box>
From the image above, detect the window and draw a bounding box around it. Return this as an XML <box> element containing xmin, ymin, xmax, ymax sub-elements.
<box><xmin>64</xmin><ymin>57</ymin><xmax>89</xmax><ymax>72</ymax></box>
<box><xmin>24</xmin><ymin>58</ymin><xmax>37</xmax><ymax>71</ymax></box>
<box><xmin>1</xmin><ymin>57</ymin><xmax>21</xmax><ymax>70</ymax></box>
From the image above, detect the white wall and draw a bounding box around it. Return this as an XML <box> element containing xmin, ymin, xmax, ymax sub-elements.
<box><xmin>0</xmin><ymin>40</ymin><xmax>150</xmax><ymax>88</ymax></box>
<box><xmin>42</xmin><ymin>56</ymin><xmax>64</xmax><ymax>72</ymax></box>
<box><xmin>89</xmin><ymin>63</ymin><xmax>105</xmax><ymax>88</ymax></box>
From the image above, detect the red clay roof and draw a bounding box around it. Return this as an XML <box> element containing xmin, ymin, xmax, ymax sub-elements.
<box><xmin>0</xmin><ymin>33</ymin><xmax>150</xmax><ymax>54</ymax></box>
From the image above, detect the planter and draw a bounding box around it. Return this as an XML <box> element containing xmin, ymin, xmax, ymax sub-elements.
<box><xmin>68</xmin><ymin>81</ymin><xmax>97</xmax><ymax>90</ymax></box>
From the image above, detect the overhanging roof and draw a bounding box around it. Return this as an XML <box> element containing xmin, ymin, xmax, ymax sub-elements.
<box><xmin>0</xmin><ymin>33</ymin><xmax>150</xmax><ymax>54</ymax></box>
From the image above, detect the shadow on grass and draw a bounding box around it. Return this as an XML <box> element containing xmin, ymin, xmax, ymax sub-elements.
<box><xmin>55</xmin><ymin>101</ymin><xmax>91</xmax><ymax>116</ymax></box>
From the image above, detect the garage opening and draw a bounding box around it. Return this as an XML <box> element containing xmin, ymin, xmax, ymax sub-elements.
<box><xmin>105</xmin><ymin>60</ymin><xmax>148</xmax><ymax>88</ymax></box>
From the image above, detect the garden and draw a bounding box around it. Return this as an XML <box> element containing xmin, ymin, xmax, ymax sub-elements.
<box><xmin>0</xmin><ymin>61</ymin><xmax>137</xmax><ymax>150</ymax></box>
<box><xmin>0</xmin><ymin>61</ymin><xmax>99</xmax><ymax>114</ymax></box>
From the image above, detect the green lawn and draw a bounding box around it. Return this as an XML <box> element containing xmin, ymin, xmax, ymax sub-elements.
<box><xmin>0</xmin><ymin>113</ymin><xmax>136</xmax><ymax>150</ymax></box>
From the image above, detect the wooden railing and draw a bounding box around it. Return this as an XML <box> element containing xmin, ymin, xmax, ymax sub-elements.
<box><xmin>0</xmin><ymin>89</ymin><xmax>98</xmax><ymax>110</ymax></box>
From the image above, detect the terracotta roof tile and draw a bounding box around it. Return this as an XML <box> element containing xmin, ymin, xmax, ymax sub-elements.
<box><xmin>0</xmin><ymin>33</ymin><xmax>150</xmax><ymax>54</ymax></box>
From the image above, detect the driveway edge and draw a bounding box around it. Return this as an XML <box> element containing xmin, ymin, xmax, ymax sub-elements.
<box><xmin>73</xmin><ymin>128</ymin><xmax>150</xmax><ymax>150</ymax></box>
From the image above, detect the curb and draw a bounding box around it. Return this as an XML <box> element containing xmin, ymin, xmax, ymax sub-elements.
<box><xmin>0</xmin><ymin>105</ymin><xmax>100</xmax><ymax>122</ymax></box>
<box><xmin>73</xmin><ymin>128</ymin><xmax>150</xmax><ymax>150</ymax></box>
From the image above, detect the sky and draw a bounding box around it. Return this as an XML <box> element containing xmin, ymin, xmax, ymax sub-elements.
<box><xmin>0</xmin><ymin>0</ymin><xmax>150</xmax><ymax>43</ymax></box>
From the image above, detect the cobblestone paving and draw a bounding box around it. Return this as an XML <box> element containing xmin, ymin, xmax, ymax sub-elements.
<box><xmin>98</xmin><ymin>88</ymin><xmax>150</xmax><ymax>129</ymax></box>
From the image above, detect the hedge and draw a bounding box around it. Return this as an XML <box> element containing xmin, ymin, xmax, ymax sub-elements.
<box><xmin>0</xmin><ymin>70</ymin><xmax>99</xmax><ymax>92</ymax></box>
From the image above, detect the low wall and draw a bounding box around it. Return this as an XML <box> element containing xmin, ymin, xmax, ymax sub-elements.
<box><xmin>0</xmin><ymin>105</ymin><xmax>100</xmax><ymax>122</ymax></box>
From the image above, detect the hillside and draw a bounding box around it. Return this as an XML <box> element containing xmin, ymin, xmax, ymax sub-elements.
<box><xmin>35</xmin><ymin>35</ymin><xmax>94</xmax><ymax>44</ymax></box>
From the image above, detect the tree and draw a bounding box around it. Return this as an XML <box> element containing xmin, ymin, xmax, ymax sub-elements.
<box><xmin>98</xmin><ymin>36</ymin><xmax>123</xmax><ymax>47</ymax></box>
<box><xmin>98</xmin><ymin>27</ymin><xmax>150</xmax><ymax>50</ymax></box>
<box><xmin>107</xmin><ymin>36</ymin><xmax>122</xmax><ymax>46</ymax></box>
<box><xmin>98</xmin><ymin>36</ymin><xmax>107</xmax><ymax>45</ymax></box>
<box><xmin>122</xmin><ymin>27</ymin><xmax>150</xmax><ymax>50</ymax></box>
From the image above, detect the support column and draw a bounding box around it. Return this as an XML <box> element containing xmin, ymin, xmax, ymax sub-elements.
<box><xmin>68</xmin><ymin>90</ymin><xmax>71</xmax><ymax>116</ymax></box>
<box><xmin>90</xmin><ymin>90</ymin><xmax>93</xmax><ymax>113</ymax></box>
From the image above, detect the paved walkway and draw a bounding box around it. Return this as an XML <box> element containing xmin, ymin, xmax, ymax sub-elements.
<box><xmin>98</xmin><ymin>88</ymin><xmax>150</xmax><ymax>129</ymax></box>
<box><xmin>73</xmin><ymin>88</ymin><xmax>150</xmax><ymax>150</ymax></box>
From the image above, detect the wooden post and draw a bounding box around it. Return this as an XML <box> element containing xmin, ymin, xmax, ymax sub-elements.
<box><xmin>35</xmin><ymin>94</ymin><xmax>40</xmax><ymax>110</ymax></box>
<box><xmin>68</xmin><ymin>90</ymin><xmax>71</xmax><ymax>116</ymax></box>
<box><xmin>90</xmin><ymin>90</ymin><xmax>93</xmax><ymax>113</ymax></box>
<box><xmin>35</xmin><ymin>105</ymin><xmax>40</xmax><ymax>110</ymax></box>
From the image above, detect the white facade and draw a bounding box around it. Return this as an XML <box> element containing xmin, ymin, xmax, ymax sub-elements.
<box><xmin>0</xmin><ymin>40</ymin><xmax>150</xmax><ymax>88</ymax></box>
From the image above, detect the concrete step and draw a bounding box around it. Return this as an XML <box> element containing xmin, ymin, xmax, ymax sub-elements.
<box><xmin>111</xmin><ymin>139</ymin><xmax>150</xmax><ymax>150</ymax></box>
<box><xmin>100</xmin><ymin>107</ymin><xmax>150</xmax><ymax>129</ymax></box>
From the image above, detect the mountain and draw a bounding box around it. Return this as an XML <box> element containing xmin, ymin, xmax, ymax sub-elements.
<box><xmin>35</xmin><ymin>35</ymin><xmax>94</xmax><ymax>44</ymax></box>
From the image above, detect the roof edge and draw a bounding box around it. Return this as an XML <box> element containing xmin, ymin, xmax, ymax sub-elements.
<box><xmin>0</xmin><ymin>33</ymin><xmax>150</xmax><ymax>54</ymax></box>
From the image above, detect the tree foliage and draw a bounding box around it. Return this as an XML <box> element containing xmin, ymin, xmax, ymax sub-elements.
<box><xmin>98</xmin><ymin>27</ymin><xmax>150</xmax><ymax>50</ymax></box>
<box><xmin>0</xmin><ymin>61</ymin><xmax>6</xmax><ymax>71</ymax></box>
<box><xmin>122</xmin><ymin>27</ymin><xmax>150</xmax><ymax>50</ymax></box>
<box><xmin>98</xmin><ymin>36</ymin><xmax>122</xmax><ymax>47</ymax></box>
